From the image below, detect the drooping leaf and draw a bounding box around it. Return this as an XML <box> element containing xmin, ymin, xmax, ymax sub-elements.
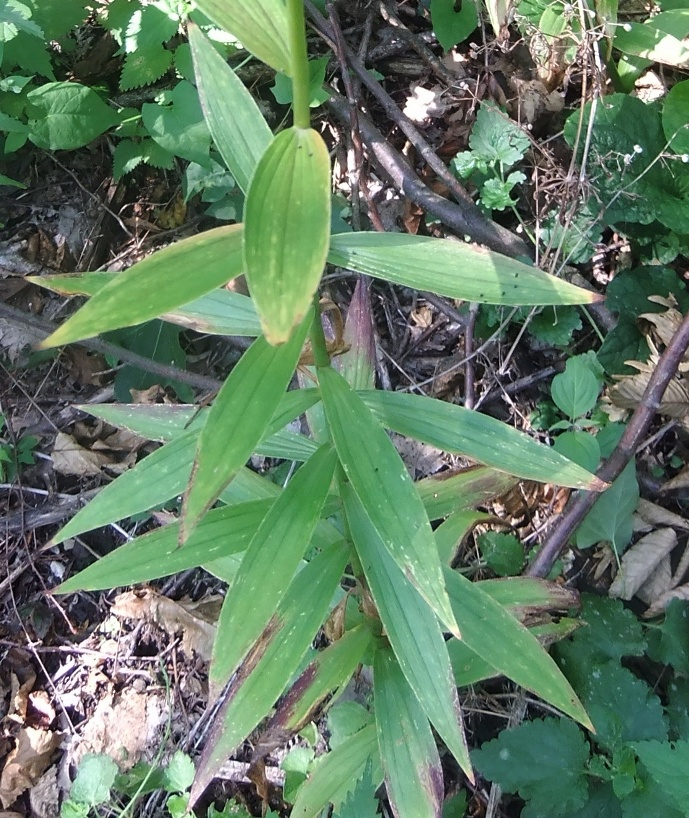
<box><xmin>37</xmin><ymin>226</ymin><xmax>244</xmax><ymax>348</ymax></box>
<box><xmin>320</xmin><ymin>368</ymin><xmax>459</xmax><ymax>636</ymax></box>
<box><xmin>189</xmin><ymin>544</ymin><xmax>349</xmax><ymax>805</ymax></box>
<box><xmin>343</xmin><ymin>484</ymin><xmax>471</xmax><ymax>778</ymax></box>
<box><xmin>328</xmin><ymin>233</ymin><xmax>602</xmax><ymax>306</ymax></box>
<box><xmin>182</xmin><ymin>315</ymin><xmax>311</xmax><ymax>540</ymax></box>
<box><xmin>359</xmin><ymin>390</ymin><xmax>604</xmax><ymax>490</ymax></box>
<box><xmin>244</xmin><ymin>127</ymin><xmax>331</xmax><ymax>344</ymax></box>
<box><xmin>192</xmin><ymin>0</ymin><xmax>291</xmax><ymax>75</ymax></box>
<box><xmin>209</xmin><ymin>445</ymin><xmax>338</xmax><ymax>691</ymax></box>
<box><xmin>188</xmin><ymin>23</ymin><xmax>272</xmax><ymax>193</ymax></box>
<box><xmin>374</xmin><ymin>648</ymin><xmax>443</xmax><ymax>818</ymax></box>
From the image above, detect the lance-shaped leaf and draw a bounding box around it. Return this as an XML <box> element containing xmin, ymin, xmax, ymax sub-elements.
<box><xmin>183</xmin><ymin>315</ymin><xmax>311</xmax><ymax>540</ymax></box>
<box><xmin>434</xmin><ymin>511</ymin><xmax>489</xmax><ymax>564</ymax></box>
<box><xmin>193</xmin><ymin>0</ymin><xmax>291</xmax><ymax>76</ymax></box>
<box><xmin>360</xmin><ymin>391</ymin><xmax>605</xmax><ymax>490</ymax></box>
<box><xmin>328</xmin><ymin>233</ymin><xmax>602</xmax><ymax>306</ymax></box>
<box><xmin>55</xmin><ymin>500</ymin><xmax>274</xmax><ymax>593</ymax></box>
<box><xmin>190</xmin><ymin>544</ymin><xmax>349</xmax><ymax>806</ymax></box>
<box><xmin>244</xmin><ymin>127</ymin><xmax>331</xmax><ymax>345</ymax></box>
<box><xmin>32</xmin><ymin>272</ymin><xmax>262</xmax><ymax>338</ymax></box>
<box><xmin>374</xmin><ymin>648</ymin><xmax>443</xmax><ymax>818</ymax></box>
<box><xmin>343</xmin><ymin>484</ymin><xmax>471</xmax><ymax>778</ymax></box>
<box><xmin>188</xmin><ymin>24</ymin><xmax>272</xmax><ymax>193</ymax></box>
<box><xmin>38</xmin><ymin>225</ymin><xmax>244</xmax><ymax>348</ymax></box>
<box><xmin>338</xmin><ymin>277</ymin><xmax>376</xmax><ymax>390</ymax></box>
<box><xmin>210</xmin><ymin>445</ymin><xmax>338</xmax><ymax>692</ymax></box>
<box><xmin>291</xmin><ymin>724</ymin><xmax>382</xmax><ymax>818</ymax></box>
<box><xmin>416</xmin><ymin>466</ymin><xmax>517</xmax><ymax>521</ymax></box>
<box><xmin>443</xmin><ymin>568</ymin><xmax>592</xmax><ymax>728</ymax></box>
<box><xmin>263</xmin><ymin>625</ymin><xmax>372</xmax><ymax>740</ymax></box>
<box><xmin>320</xmin><ymin>367</ymin><xmax>459</xmax><ymax>636</ymax></box>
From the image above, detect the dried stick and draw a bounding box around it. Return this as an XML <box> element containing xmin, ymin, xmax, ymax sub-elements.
<box><xmin>527</xmin><ymin>308</ymin><xmax>689</xmax><ymax>578</ymax></box>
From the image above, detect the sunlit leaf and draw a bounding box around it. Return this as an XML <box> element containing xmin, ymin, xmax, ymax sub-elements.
<box><xmin>320</xmin><ymin>367</ymin><xmax>459</xmax><ymax>636</ymax></box>
<box><xmin>244</xmin><ymin>127</ymin><xmax>331</xmax><ymax>344</ymax></box>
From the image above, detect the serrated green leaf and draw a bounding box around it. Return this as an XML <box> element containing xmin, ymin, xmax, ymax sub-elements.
<box><xmin>209</xmin><ymin>445</ymin><xmax>338</xmax><ymax>691</ymax></box>
<box><xmin>374</xmin><ymin>648</ymin><xmax>443</xmax><ymax>818</ymax></box>
<box><xmin>244</xmin><ymin>127</ymin><xmax>331</xmax><ymax>344</ymax></box>
<box><xmin>182</xmin><ymin>316</ymin><xmax>311</xmax><ymax>540</ymax></box>
<box><xmin>321</xmin><ymin>368</ymin><xmax>459</xmax><ymax>636</ymax></box>
<box><xmin>120</xmin><ymin>44</ymin><xmax>173</xmax><ymax>90</ymax></box>
<box><xmin>29</xmin><ymin>0</ymin><xmax>89</xmax><ymax>39</ymax></box>
<box><xmin>469</xmin><ymin>101</ymin><xmax>530</xmax><ymax>167</ymax></box>
<box><xmin>472</xmin><ymin>718</ymin><xmax>590</xmax><ymax>818</ymax></box>
<box><xmin>529</xmin><ymin>306</ymin><xmax>582</xmax><ymax>346</ymax></box>
<box><xmin>27</xmin><ymin>82</ymin><xmax>119</xmax><ymax>150</ymax></box>
<box><xmin>328</xmin><ymin>233</ymin><xmax>600</xmax><ymax>306</ymax></box>
<box><xmin>0</xmin><ymin>0</ymin><xmax>43</xmax><ymax>41</ymax></box>
<box><xmin>188</xmin><ymin>24</ymin><xmax>272</xmax><ymax>193</ymax></box>
<box><xmin>331</xmin><ymin>760</ymin><xmax>379</xmax><ymax>818</ymax></box>
<box><xmin>444</xmin><ymin>568</ymin><xmax>591</xmax><ymax>728</ymax></box>
<box><xmin>192</xmin><ymin>0</ymin><xmax>291</xmax><ymax>75</ymax></box>
<box><xmin>359</xmin><ymin>390</ymin><xmax>604</xmax><ymax>490</ymax></box>
<box><xmin>189</xmin><ymin>544</ymin><xmax>349</xmax><ymax>806</ymax></box>
<box><xmin>291</xmin><ymin>725</ymin><xmax>382</xmax><ymax>818</ymax></box>
<box><xmin>69</xmin><ymin>754</ymin><xmax>119</xmax><ymax>807</ymax></box>
<box><xmin>38</xmin><ymin>226</ymin><xmax>243</xmax><ymax>348</ymax></box>
<box><xmin>343</xmin><ymin>484</ymin><xmax>471</xmax><ymax>777</ymax></box>
<box><xmin>477</xmin><ymin>531</ymin><xmax>525</xmax><ymax>576</ymax></box>
<box><xmin>163</xmin><ymin>752</ymin><xmax>195</xmax><ymax>793</ymax></box>
<box><xmin>632</xmin><ymin>740</ymin><xmax>689</xmax><ymax>815</ymax></box>
<box><xmin>142</xmin><ymin>80</ymin><xmax>211</xmax><ymax>165</ymax></box>
<box><xmin>646</xmin><ymin>599</ymin><xmax>689</xmax><ymax>675</ymax></box>
<box><xmin>551</xmin><ymin>356</ymin><xmax>600</xmax><ymax>419</ymax></box>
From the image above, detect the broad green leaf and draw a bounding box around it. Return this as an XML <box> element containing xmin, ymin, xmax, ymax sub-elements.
<box><xmin>27</xmin><ymin>82</ymin><xmax>120</xmax><ymax>150</ymax></box>
<box><xmin>69</xmin><ymin>754</ymin><xmax>119</xmax><ymax>807</ymax></box>
<box><xmin>38</xmin><ymin>226</ymin><xmax>244</xmax><ymax>348</ymax></box>
<box><xmin>265</xmin><ymin>625</ymin><xmax>372</xmax><ymax>736</ymax></box>
<box><xmin>663</xmin><ymin>79</ymin><xmax>689</xmax><ymax>155</ymax></box>
<box><xmin>416</xmin><ymin>466</ymin><xmax>517</xmax><ymax>521</ymax></box>
<box><xmin>443</xmin><ymin>568</ymin><xmax>591</xmax><ymax>728</ymax></box>
<box><xmin>190</xmin><ymin>544</ymin><xmax>349</xmax><ymax>805</ymax></box>
<box><xmin>430</xmin><ymin>0</ymin><xmax>478</xmax><ymax>50</ymax></box>
<box><xmin>291</xmin><ymin>725</ymin><xmax>381</xmax><ymax>818</ymax></box>
<box><xmin>551</xmin><ymin>356</ymin><xmax>600</xmax><ymax>419</ymax></box>
<box><xmin>614</xmin><ymin>11</ymin><xmax>689</xmax><ymax>67</ymax></box>
<box><xmin>244</xmin><ymin>127</ymin><xmax>331</xmax><ymax>344</ymax></box>
<box><xmin>360</xmin><ymin>391</ymin><xmax>604</xmax><ymax>490</ymax></box>
<box><xmin>343</xmin><ymin>484</ymin><xmax>471</xmax><ymax>778</ymax></box>
<box><xmin>210</xmin><ymin>445</ymin><xmax>338</xmax><ymax>691</ymax></box>
<box><xmin>477</xmin><ymin>576</ymin><xmax>581</xmax><ymax>615</ymax></box>
<box><xmin>320</xmin><ymin>368</ymin><xmax>459</xmax><ymax>637</ymax></box>
<box><xmin>55</xmin><ymin>499</ymin><xmax>274</xmax><ymax>592</ymax></box>
<box><xmin>576</xmin><ymin>461</ymin><xmax>639</xmax><ymax>552</ymax></box>
<box><xmin>374</xmin><ymin>648</ymin><xmax>443</xmax><ymax>818</ymax></box>
<box><xmin>141</xmin><ymin>80</ymin><xmax>211</xmax><ymax>166</ymax></box>
<box><xmin>183</xmin><ymin>316</ymin><xmax>311</xmax><ymax>540</ymax></box>
<box><xmin>632</xmin><ymin>740</ymin><xmax>689</xmax><ymax>815</ymax></box>
<box><xmin>328</xmin><ymin>233</ymin><xmax>602</xmax><ymax>306</ymax></box>
<box><xmin>188</xmin><ymin>24</ymin><xmax>272</xmax><ymax>193</ymax></box>
<box><xmin>193</xmin><ymin>0</ymin><xmax>291</xmax><ymax>75</ymax></box>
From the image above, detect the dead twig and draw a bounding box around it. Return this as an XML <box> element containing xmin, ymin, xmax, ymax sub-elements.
<box><xmin>527</xmin><ymin>307</ymin><xmax>689</xmax><ymax>578</ymax></box>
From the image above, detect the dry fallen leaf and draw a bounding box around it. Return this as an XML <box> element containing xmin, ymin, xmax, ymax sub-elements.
<box><xmin>636</xmin><ymin>498</ymin><xmax>689</xmax><ymax>531</ymax></box>
<box><xmin>660</xmin><ymin>465</ymin><xmax>689</xmax><ymax>492</ymax></box>
<box><xmin>0</xmin><ymin>728</ymin><xmax>61</xmax><ymax>809</ymax></box>
<box><xmin>644</xmin><ymin>582</ymin><xmax>689</xmax><ymax>618</ymax></box>
<box><xmin>29</xmin><ymin>764</ymin><xmax>59</xmax><ymax>818</ymax></box>
<box><xmin>635</xmin><ymin>556</ymin><xmax>673</xmax><ymax>607</ymax></box>
<box><xmin>609</xmin><ymin>528</ymin><xmax>677</xmax><ymax>601</ymax></box>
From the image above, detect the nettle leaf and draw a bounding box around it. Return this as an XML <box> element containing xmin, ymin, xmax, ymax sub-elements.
<box><xmin>122</xmin><ymin>2</ymin><xmax>178</xmax><ymax>52</ymax></box>
<box><xmin>188</xmin><ymin>23</ymin><xmax>272</xmax><ymax>194</ymax></box>
<box><xmin>193</xmin><ymin>0</ymin><xmax>291</xmax><ymax>75</ymax></box>
<box><xmin>575</xmin><ymin>461</ymin><xmax>639</xmax><ymax>552</ymax></box>
<box><xmin>469</xmin><ymin>101</ymin><xmax>530</xmax><ymax>167</ymax></box>
<box><xmin>29</xmin><ymin>0</ymin><xmax>90</xmax><ymax>39</ymax></box>
<box><xmin>142</xmin><ymin>80</ymin><xmax>211</xmax><ymax>166</ymax></box>
<box><xmin>39</xmin><ymin>225</ymin><xmax>244</xmax><ymax>348</ymax></box>
<box><xmin>27</xmin><ymin>82</ymin><xmax>120</xmax><ymax>150</ymax></box>
<box><xmin>112</xmin><ymin>138</ymin><xmax>175</xmax><ymax>179</ymax></box>
<box><xmin>430</xmin><ymin>0</ymin><xmax>478</xmax><ymax>50</ymax></box>
<box><xmin>244</xmin><ymin>127</ymin><xmax>331</xmax><ymax>345</ymax></box>
<box><xmin>529</xmin><ymin>307</ymin><xmax>582</xmax><ymax>347</ymax></box>
<box><xmin>472</xmin><ymin>718</ymin><xmax>591</xmax><ymax>818</ymax></box>
<box><xmin>0</xmin><ymin>0</ymin><xmax>43</xmax><ymax>40</ymax></box>
<box><xmin>374</xmin><ymin>649</ymin><xmax>443</xmax><ymax>818</ymax></box>
<box><xmin>633</xmin><ymin>740</ymin><xmax>689</xmax><ymax>814</ymax></box>
<box><xmin>69</xmin><ymin>754</ymin><xmax>118</xmax><ymax>807</ymax></box>
<box><xmin>551</xmin><ymin>356</ymin><xmax>601</xmax><ymax>419</ymax></box>
<box><xmin>328</xmin><ymin>233</ymin><xmax>602</xmax><ymax>307</ymax></box>
<box><xmin>478</xmin><ymin>531</ymin><xmax>524</xmax><ymax>576</ymax></box>
<box><xmin>120</xmin><ymin>44</ymin><xmax>173</xmax><ymax>91</ymax></box>
<box><xmin>645</xmin><ymin>599</ymin><xmax>689</xmax><ymax>675</ymax></box>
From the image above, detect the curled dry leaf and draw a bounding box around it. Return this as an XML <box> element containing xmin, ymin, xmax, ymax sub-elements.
<box><xmin>0</xmin><ymin>728</ymin><xmax>60</xmax><ymax>809</ymax></box>
<box><xmin>636</xmin><ymin>556</ymin><xmax>673</xmax><ymax>607</ymax></box>
<box><xmin>643</xmin><ymin>582</ymin><xmax>689</xmax><ymax>618</ymax></box>
<box><xmin>636</xmin><ymin>498</ymin><xmax>689</xmax><ymax>531</ymax></box>
<box><xmin>609</xmin><ymin>361</ymin><xmax>689</xmax><ymax>418</ymax></box>
<box><xmin>609</xmin><ymin>527</ymin><xmax>677</xmax><ymax>601</ymax></box>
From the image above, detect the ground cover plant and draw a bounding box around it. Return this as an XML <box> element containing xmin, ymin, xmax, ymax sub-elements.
<box><xmin>2</xmin><ymin>1</ymin><xmax>689</xmax><ymax>817</ymax></box>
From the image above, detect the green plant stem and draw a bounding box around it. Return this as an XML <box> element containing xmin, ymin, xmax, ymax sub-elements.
<box><xmin>287</xmin><ymin>0</ymin><xmax>311</xmax><ymax>129</ymax></box>
<box><xmin>310</xmin><ymin>295</ymin><xmax>331</xmax><ymax>368</ymax></box>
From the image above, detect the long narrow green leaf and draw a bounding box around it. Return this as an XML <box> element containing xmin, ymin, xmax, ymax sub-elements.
<box><xmin>244</xmin><ymin>127</ymin><xmax>331</xmax><ymax>344</ymax></box>
<box><xmin>328</xmin><ymin>233</ymin><xmax>602</xmax><ymax>306</ymax></box>
<box><xmin>54</xmin><ymin>500</ymin><xmax>274</xmax><ymax>593</ymax></box>
<box><xmin>443</xmin><ymin>567</ymin><xmax>592</xmax><ymax>728</ymax></box>
<box><xmin>210</xmin><ymin>445</ymin><xmax>338</xmax><ymax>691</ymax></box>
<box><xmin>189</xmin><ymin>24</ymin><xmax>272</xmax><ymax>193</ymax></box>
<box><xmin>290</xmin><ymin>724</ymin><xmax>382</xmax><ymax>818</ymax></box>
<box><xmin>183</xmin><ymin>316</ymin><xmax>311</xmax><ymax>540</ymax></box>
<box><xmin>374</xmin><ymin>648</ymin><xmax>443</xmax><ymax>818</ymax></box>
<box><xmin>320</xmin><ymin>367</ymin><xmax>459</xmax><ymax>637</ymax></box>
<box><xmin>416</xmin><ymin>466</ymin><xmax>517</xmax><ymax>521</ymax></box>
<box><xmin>360</xmin><ymin>391</ymin><xmax>605</xmax><ymax>490</ymax></box>
<box><xmin>38</xmin><ymin>226</ymin><xmax>244</xmax><ymax>348</ymax></box>
<box><xmin>265</xmin><ymin>625</ymin><xmax>373</xmax><ymax>737</ymax></box>
<box><xmin>192</xmin><ymin>0</ymin><xmax>291</xmax><ymax>76</ymax></box>
<box><xmin>434</xmin><ymin>510</ymin><xmax>488</xmax><ymax>564</ymax></box>
<box><xmin>343</xmin><ymin>483</ymin><xmax>471</xmax><ymax>778</ymax></box>
<box><xmin>190</xmin><ymin>543</ymin><xmax>349</xmax><ymax>805</ymax></box>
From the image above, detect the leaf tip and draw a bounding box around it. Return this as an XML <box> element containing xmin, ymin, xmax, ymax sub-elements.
<box><xmin>589</xmin><ymin>476</ymin><xmax>610</xmax><ymax>492</ymax></box>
